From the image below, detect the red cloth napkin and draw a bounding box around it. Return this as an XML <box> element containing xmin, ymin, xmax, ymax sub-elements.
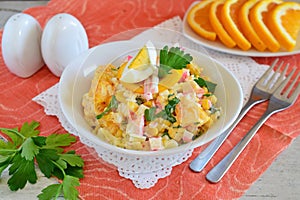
<box><xmin>0</xmin><ymin>0</ymin><xmax>299</xmax><ymax>199</ymax></box>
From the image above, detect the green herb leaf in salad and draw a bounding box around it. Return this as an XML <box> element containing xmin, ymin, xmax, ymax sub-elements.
<box><xmin>145</xmin><ymin>107</ymin><xmax>157</xmax><ymax>122</ymax></box>
<box><xmin>161</xmin><ymin>96</ymin><xmax>180</xmax><ymax>123</ymax></box>
<box><xmin>96</xmin><ymin>95</ymin><xmax>118</xmax><ymax>119</ymax></box>
<box><xmin>0</xmin><ymin>121</ymin><xmax>84</xmax><ymax>200</ymax></box>
<box><xmin>144</xmin><ymin>96</ymin><xmax>180</xmax><ymax>123</ymax></box>
<box><xmin>159</xmin><ymin>46</ymin><xmax>193</xmax><ymax>78</ymax></box>
<box><xmin>194</xmin><ymin>77</ymin><xmax>217</xmax><ymax>93</ymax></box>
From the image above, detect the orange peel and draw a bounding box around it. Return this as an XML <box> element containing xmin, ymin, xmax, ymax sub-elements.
<box><xmin>187</xmin><ymin>1</ymin><xmax>217</xmax><ymax>41</ymax></box>
<box><xmin>209</xmin><ymin>0</ymin><xmax>236</xmax><ymax>48</ymax></box>
<box><xmin>267</xmin><ymin>2</ymin><xmax>300</xmax><ymax>51</ymax></box>
<box><xmin>221</xmin><ymin>0</ymin><xmax>251</xmax><ymax>51</ymax></box>
<box><xmin>249</xmin><ymin>0</ymin><xmax>282</xmax><ymax>52</ymax></box>
<box><xmin>239</xmin><ymin>0</ymin><xmax>267</xmax><ymax>51</ymax></box>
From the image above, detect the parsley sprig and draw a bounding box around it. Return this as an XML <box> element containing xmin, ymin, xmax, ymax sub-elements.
<box><xmin>159</xmin><ymin>46</ymin><xmax>193</xmax><ymax>78</ymax></box>
<box><xmin>0</xmin><ymin>121</ymin><xmax>84</xmax><ymax>200</ymax></box>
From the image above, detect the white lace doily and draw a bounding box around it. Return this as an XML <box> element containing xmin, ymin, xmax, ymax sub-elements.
<box><xmin>32</xmin><ymin>16</ymin><xmax>268</xmax><ymax>189</ymax></box>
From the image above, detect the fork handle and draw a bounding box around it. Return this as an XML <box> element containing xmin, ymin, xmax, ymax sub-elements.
<box><xmin>206</xmin><ymin>110</ymin><xmax>274</xmax><ymax>183</ymax></box>
<box><xmin>189</xmin><ymin>99</ymin><xmax>262</xmax><ymax>172</ymax></box>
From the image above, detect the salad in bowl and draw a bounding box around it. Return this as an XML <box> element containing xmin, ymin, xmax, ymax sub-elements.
<box><xmin>82</xmin><ymin>41</ymin><xmax>221</xmax><ymax>151</ymax></box>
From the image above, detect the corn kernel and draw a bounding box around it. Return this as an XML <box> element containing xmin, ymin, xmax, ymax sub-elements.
<box><xmin>203</xmin><ymin>87</ymin><xmax>208</xmax><ymax>93</ymax></box>
<box><xmin>168</xmin><ymin>127</ymin><xmax>176</xmax><ymax>139</ymax></box>
<box><xmin>128</xmin><ymin>101</ymin><xmax>138</xmax><ymax>112</ymax></box>
<box><xmin>186</xmin><ymin>63</ymin><xmax>202</xmax><ymax>76</ymax></box>
<box><xmin>208</xmin><ymin>95</ymin><xmax>217</xmax><ymax>104</ymax></box>
<box><xmin>143</xmin><ymin>100</ymin><xmax>153</xmax><ymax>107</ymax></box>
<box><xmin>202</xmin><ymin>99</ymin><xmax>211</xmax><ymax>110</ymax></box>
<box><xmin>173</xmin><ymin>122</ymin><xmax>180</xmax><ymax>127</ymax></box>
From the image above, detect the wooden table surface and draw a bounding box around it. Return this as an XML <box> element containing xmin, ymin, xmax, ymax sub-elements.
<box><xmin>0</xmin><ymin>1</ymin><xmax>299</xmax><ymax>199</ymax></box>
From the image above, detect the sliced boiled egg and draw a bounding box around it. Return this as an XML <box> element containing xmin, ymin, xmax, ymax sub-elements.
<box><xmin>120</xmin><ymin>41</ymin><xmax>157</xmax><ymax>83</ymax></box>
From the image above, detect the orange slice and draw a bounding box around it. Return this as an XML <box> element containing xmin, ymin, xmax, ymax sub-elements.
<box><xmin>249</xmin><ymin>0</ymin><xmax>282</xmax><ymax>52</ymax></box>
<box><xmin>239</xmin><ymin>0</ymin><xmax>267</xmax><ymax>51</ymax></box>
<box><xmin>221</xmin><ymin>0</ymin><xmax>251</xmax><ymax>51</ymax></box>
<box><xmin>267</xmin><ymin>2</ymin><xmax>300</xmax><ymax>51</ymax></box>
<box><xmin>209</xmin><ymin>0</ymin><xmax>236</xmax><ymax>48</ymax></box>
<box><xmin>187</xmin><ymin>1</ymin><xmax>217</xmax><ymax>41</ymax></box>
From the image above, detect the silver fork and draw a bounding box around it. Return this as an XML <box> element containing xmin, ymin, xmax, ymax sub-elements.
<box><xmin>206</xmin><ymin>69</ymin><xmax>300</xmax><ymax>183</ymax></box>
<box><xmin>190</xmin><ymin>59</ymin><xmax>288</xmax><ymax>172</ymax></box>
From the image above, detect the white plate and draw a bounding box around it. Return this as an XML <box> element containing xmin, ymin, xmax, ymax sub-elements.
<box><xmin>58</xmin><ymin>40</ymin><xmax>243</xmax><ymax>156</ymax></box>
<box><xmin>182</xmin><ymin>1</ymin><xmax>300</xmax><ymax>57</ymax></box>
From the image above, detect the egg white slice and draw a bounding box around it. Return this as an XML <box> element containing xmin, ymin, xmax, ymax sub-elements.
<box><xmin>120</xmin><ymin>65</ymin><xmax>154</xmax><ymax>83</ymax></box>
<box><xmin>120</xmin><ymin>41</ymin><xmax>157</xmax><ymax>83</ymax></box>
<box><xmin>146</xmin><ymin>40</ymin><xmax>157</xmax><ymax>66</ymax></box>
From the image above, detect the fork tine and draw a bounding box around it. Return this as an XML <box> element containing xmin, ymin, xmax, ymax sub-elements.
<box><xmin>284</xmin><ymin>73</ymin><xmax>300</xmax><ymax>97</ymax></box>
<box><xmin>265</xmin><ymin>61</ymin><xmax>286</xmax><ymax>89</ymax></box>
<box><xmin>290</xmin><ymin>82</ymin><xmax>300</xmax><ymax>100</ymax></box>
<box><xmin>275</xmin><ymin>68</ymin><xmax>296</xmax><ymax>95</ymax></box>
<box><xmin>272</xmin><ymin>62</ymin><xmax>289</xmax><ymax>89</ymax></box>
<box><xmin>259</xmin><ymin>58</ymin><xmax>279</xmax><ymax>84</ymax></box>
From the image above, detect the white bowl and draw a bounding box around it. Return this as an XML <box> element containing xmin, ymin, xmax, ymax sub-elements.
<box><xmin>58</xmin><ymin>40</ymin><xmax>243</xmax><ymax>157</ymax></box>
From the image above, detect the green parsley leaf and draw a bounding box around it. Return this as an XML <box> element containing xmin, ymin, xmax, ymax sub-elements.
<box><xmin>36</xmin><ymin>149</ymin><xmax>60</xmax><ymax>178</ymax></box>
<box><xmin>0</xmin><ymin>155</ymin><xmax>12</xmax><ymax>175</ymax></box>
<box><xmin>45</xmin><ymin>133</ymin><xmax>76</xmax><ymax>150</ymax></box>
<box><xmin>165</xmin><ymin>97</ymin><xmax>180</xmax><ymax>116</ymax></box>
<box><xmin>145</xmin><ymin>96</ymin><xmax>180</xmax><ymax>123</ymax></box>
<box><xmin>203</xmin><ymin>93</ymin><xmax>212</xmax><ymax>97</ymax></box>
<box><xmin>194</xmin><ymin>77</ymin><xmax>217</xmax><ymax>93</ymax></box>
<box><xmin>21</xmin><ymin>137</ymin><xmax>39</xmax><ymax>160</ymax></box>
<box><xmin>159</xmin><ymin>46</ymin><xmax>193</xmax><ymax>78</ymax></box>
<box><xmin>96</xmin><ymin>95</ymin><xmax>118</xmax><ymax>119</ymax></box>
<box><xmin>59</xmin><ymin>152</ymin><xmax>84</xmax><ymax>168</ymax></box>
<box><xmin>0</xmin><ymin>138</ymin><xmax>8</xmax><ymax>149</ymax></box>
<box><xmin>194</xmin><ymin>77</ymin><xmax>206</xmax><ymax>87</ymax></box>
<box><xmin>62</xmin><ymin>175</ymin><xmax>80</xmax><ymax>200</ymax></box>
<box><xmin>64</xmin><ymin>166</ymin><xmax>84</xmax><ymax>179</ymax></box>
<box><xmin>144</xmin><ymin>107</ymin><xmax>157</xmax><ymax>121</ymax></box>
<box><xmin>158</xmin><ymin>110</ymin><xmax>176</xmax><ymax>123</ymax></box>
<box><xmin>56</xmin><ymin>157</ymin><xmax>68</xmax><ymax>170</ymax></box>
<box><xmin>38</xmin><ymin>184</ymin><xmax>62</xmax><ymax>200</ymax></box>
<box><xmin>20</xmin><ymin>121</ymin><xmax>40</xmax><ymax>138</ymax></box>
<box><xmin>32</xmin><ymin>136</ymin><xmax>47</xmax><ymax>147</ymax></box>
<box><xmin>0</xmin><ymin>128</ymin><xmax>23</xmax><ymax>147</ymax></box>
<box><xmin>8</xmin><ymin>153</ymin><xmax>37</xmax><ymax>191</ymax></box>
<box><xmin>51</xmin><ymin>166</ymin><xmax>64</xmax><ymax>181</ymax></box>
<box><xmin>158</xmin><ymin>65</ymin><xmax>173</xmax><ymax>78</ymax></box>
<box><xmin>156</xmin><ymin>97</ymin><xmax>180</xmax><ymax>123</ymax></box>
<box><xmin>0</xmin><ymin>121</ymin><xmax>84</xmax><ymax>199</ymax></box>
<box><xmin>0</xmin><ymin>140</ymin><xmax>16</xmax><ymax>156</ymax></box>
